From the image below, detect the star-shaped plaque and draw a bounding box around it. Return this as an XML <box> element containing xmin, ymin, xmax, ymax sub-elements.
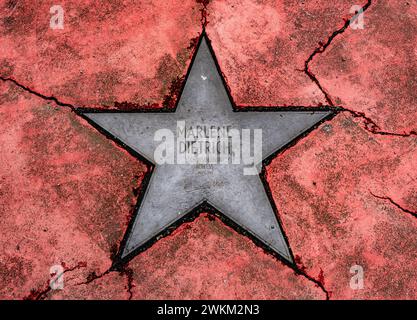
<box><xmin>81</xmin><ymin>33</ymin><xmax>334</xmax><ymax>265</ymax></box>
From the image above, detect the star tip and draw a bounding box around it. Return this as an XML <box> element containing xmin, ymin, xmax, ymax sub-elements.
<box><xmin>278</xmin><ymin>251</ymin><xmax>294</xmax><ymax>265</ymax></box>
<box><xmin>286</xmin><ymin>255</ymin><xmax>295</xmax><ymax>265</ymax></box>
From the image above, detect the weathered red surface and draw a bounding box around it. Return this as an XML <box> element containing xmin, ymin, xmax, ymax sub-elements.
<box><xmin>268</xmin><ymin>114</ymin><xmax>417</xmax><ymax>299</ymax></box>
<box><xmin>0</xmin><ymin>81</ymin><xmax>146</xmax><ymax>299</ymax></box>
<box><xmin>128</xmin><ymin>216</ymin><xmax>325</xmax><ymax>300</ymax></box>
<box><xmin>0</xmin><ymin>0</ymin><xmax>416</xmax><ymax>300</ymax></box>
<box><xmin>0</xmin><ymin>0</ymin><xmax>201</xmax><ymax>109</ymax></box>
<box><xmin>311</xmin><ymin>0</ymin><xmax>417</xmax><ymax>134</ymax></box>
<box><xmin>206</xmin><ymin>0</ymin><xmax>368</xmax><ymax>107</ymax></box>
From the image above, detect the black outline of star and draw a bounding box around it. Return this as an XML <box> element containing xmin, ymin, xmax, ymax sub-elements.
<box><xmin>77</xmin><ymin>30</ymin><xmax>339</xmax><ymax>272</ymax></box>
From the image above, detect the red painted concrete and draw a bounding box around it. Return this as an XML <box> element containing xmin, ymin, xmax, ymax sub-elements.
<box><xmin>0</xmin><ymin>0</ymin><xmax>416</xmax><ymax>299</ymax></box>
<box><xmin>206</xmin><ymin>0</ymin><xmax>368</xmax><ymax>106</ymax></box>
<box><xmin>268</xmin><ymin>114</ymin><xmax>417</xmax><ymax>299</ymax></box>
<box><xmin>311</xmin><ymin>0</ymin><xmax>417</xmax><ymax>134</ymax></box>
<box><xmin>0</xmin><ymin>0</ymin><xmax>201</xmax><ymax>109</ymax></box>
<box><xmin>0</xmin><ymin>82</ymin><xmax>145</xmax><ymax>299</ymax></box>
<box><xmin>128</xmin><ymin>216</ymin><xmax>325</xmax><ymax>300</ymax></box>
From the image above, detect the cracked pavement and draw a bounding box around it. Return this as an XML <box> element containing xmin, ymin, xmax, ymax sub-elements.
<box><xmin>0</xmin><ymin>0</ymin><xmax>416</xmax><ymax>300</ymax></box>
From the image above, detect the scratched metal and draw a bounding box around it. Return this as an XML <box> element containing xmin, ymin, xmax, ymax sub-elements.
<box><xmin>83</xmin><ymin>37</ymin><xmax>332</xmax><ymax>263</ymax></box>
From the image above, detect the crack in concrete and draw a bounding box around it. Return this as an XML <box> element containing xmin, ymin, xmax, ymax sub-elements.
<box><xmin>77</xmin><ymin>268</ymin><xmax>112</xmax><ymax>286</ymax></box>
<box><xmin>196</xmin><ymin>0</ymin><xmax>210</xmax><ymax>29</ymax></box>
<box><xmin>119</xmin><ymin>267</ymin><xmax>135</xmax><ymax>300</ymax></box>
<box><xmin>294</xmin><ymin>255</ymin><xmax>330</xmax><ymax>300</ymax></box>
<box><xmin>304</xmin><ymin>0</ymin><xmax>372</xmax><ymax>106</ymax></box>
<box><xmin>0</xmin><ymin>76</ymin><xmax>77</xmax><ymax>111</ymax></box>
<box><xmin>296</xmin><ymin>269</ymin><xmax>330</xmax><ymax>300</ymax></box>
<box><xmin>0</xmin><ymin>76</ymin><xmax>147</xmax><ymax>163</ymax></box>
<box><xmin>340</xmin><ymin>108</ymin><xmax>417</xmax><ymax>137</ymax></box>
<box><xmin>301</xmin><ymin>1</ymin><xmax>415</xmax><ymax>138</ymax></box>
<box><xmin>75</xmin><ymin>263</ymin><xmax>135</xmax><ymax>300</ymax></box>
<box><xmin>370</xmin><ymin>191</ymin><xmax>417</xmax><ymax>219</ymax></box>
<box><xmin>23</xmin><ymin>261</ymin><xmax>87</xmax><ymax>300</ymax></box>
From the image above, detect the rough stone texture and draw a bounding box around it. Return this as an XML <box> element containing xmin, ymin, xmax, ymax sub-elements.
<box><xmin>0</xmin><ymin>0</ymin><xmax>202</xmax><ymax>109</ymax></box>
<box><xmin>0</xmin><ymin>81</ymin><xmax>145</xmax><ymax>299</ymax></box>
<box><xmin>128</xmin><ymin>215</ymin><xmax>325</xmax><ymax>300</ymax></box>
<box><xmin>311</xmin><ymin>0</ymin><xmax>417</xmax><ymax>134</ymax></box>
<box><xmin>206</xmin><ymin>0</ymin><xmax>368</xmax><ymax>106</ymax></box>
<box><xmin>51</xmin><ymin>271</ymin><xmax>132</xmax><ymax>300</ymax></box>
<box><xmin>268</xmin><ymin>114</ymin><xmax>417</xmax><ymax>299</ymax></box>
<box><xmin>0</xmin><ymin>0</ymin><xmax>416</xmax><ymax>300</ymax></box>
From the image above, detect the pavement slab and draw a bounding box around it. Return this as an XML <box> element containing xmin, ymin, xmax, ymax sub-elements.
<box><xmin>0</xmin><ymin>0</ymin><xmax>202</xmax><ymax>109</ymax></box>
<box><xmin>205</xmin><ymin>0</ymin><xmax>369</xmax><ymax>107</ymax></box>
<box><xmin>311</xmin><ymin>0</ymin><xmax>417</xmax><ymax>135</ymax></box>
<box><xmin>268</xmin><ymin>113</ymin><xmax>417</xmax><ymax>299</ymax></box>
<box><xmin>0</xmin><ymin>81</ymin><xmax>145</xmax><ymax>299</ymax></box>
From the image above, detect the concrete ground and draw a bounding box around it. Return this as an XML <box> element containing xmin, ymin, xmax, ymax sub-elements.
<box><xmin>0</xmin><ymin>0</ymin><xmax>416</xmax><ymax>299</ymax></box>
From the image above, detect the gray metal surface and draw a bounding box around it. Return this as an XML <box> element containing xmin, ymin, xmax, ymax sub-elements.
<box><xmin>83</xmin><ymin>37</ymin><xmax>331</xmax><ymax>263</ymax></box>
